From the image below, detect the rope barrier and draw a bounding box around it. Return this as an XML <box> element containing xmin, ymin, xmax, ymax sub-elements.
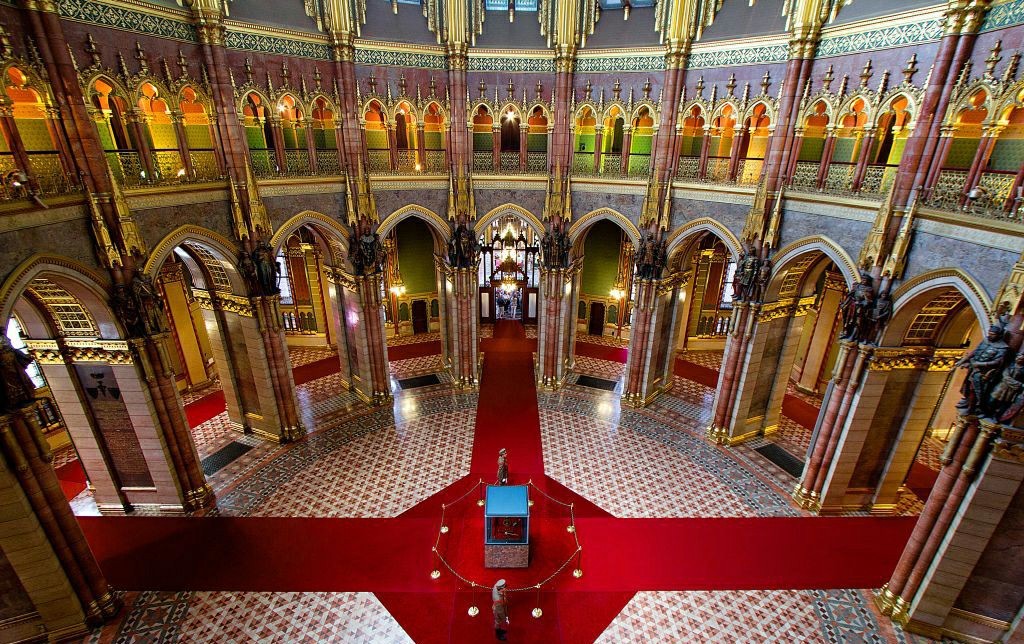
<box><xmin>431</xmin><ymin>478</ymin><xmax>584</xmax><ymax>594</ymax></box>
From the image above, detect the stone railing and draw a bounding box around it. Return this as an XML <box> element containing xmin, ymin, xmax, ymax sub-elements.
<box><xmin>26</xmin><ymin>151</ymin><xmax>81</xmax><ymax>196</ymax></box>
<box><xmin>703</xmin><ymin>157</ymin><xmax>730</xmax><ymax>184</ymax></box>
<box><xmin>424</xmin><ymin>150</ymin><xmax>446</xmax><ymax>173</ymax></box>
<box><xmin>573</xmin><ymin>152</ymin><xmax>595</xmax><ymax>176</ymax></box>
<box><xmin>602</xmin><ymin>153</ymin><xmax>622</xmax><ymax>177</ymax></box>
<box><xmin>527</xmin><ymin>152</ymin><xmax>547</xmax><ymax>174</ymax></box>
<box><xmin>676</xmin><ymin>156</ymin><xmax>699</xmax><ymax>180</ymax></box>
<box><xmin>396</xmin><ymin>149</ymin><xmax>418</xmax><ymax>173</ymax></box>
<box><xmin>189</xmin><ymin>150</ymin><xmax>222</xmax><ymax>181</ymax></box>
<box><xmin>696</xmin><ymin>311</ymin><xmax>731</xmax><ymax>337</ymax></box>
<box><xmin>282</xmin><ymin>149</ymin><xmax>312</xmax><ymax>177</ymax></box>
<box><xmin>367</xmin><ymin>149</ymin><xmax>392</xmax><ymax>174</ymax></box>
<box><xmin>500</xmin><ymin>151</ymin><xmax>520</xmax><ymax>174</ymax></box>
<box><xmin>628</xmin><ymin>155</ymin><xmax>651</xmax><ymax>178</ymax></box>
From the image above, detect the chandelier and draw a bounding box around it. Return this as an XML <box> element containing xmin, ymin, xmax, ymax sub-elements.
<box><xmin>498</xmin><ymin>255</ymin><xmax>520</xmax><ymax>293</ymax></box>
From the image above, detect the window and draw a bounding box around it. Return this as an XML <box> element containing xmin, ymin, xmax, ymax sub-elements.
<box><xmin>6</xmin><ymin>317</ymin><xmax>45</xmax><ymax>389</ymax></box>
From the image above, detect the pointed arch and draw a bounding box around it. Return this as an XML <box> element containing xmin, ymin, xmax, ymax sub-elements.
<box><xmin>568</xmin><ymin>207</ymin><xmax>641</xmax><ymax>248</ymax></box>
<box><xmin>768</xmin><ymin>235</ymin><xmax>859</xmax><ymax>293</ymax></box>
<box><xmin>270</xmin><ymin>211</ymin><xmax>350</xmax><ymax>254</ymax></box>
<box><xmin>889</xmin><ymin>269</ymin><xmax>992</xmax><ymax>334</ymax></box>
<box><xmin>0</xmin><ymin>254</ymin><xmax>120</xmax><ymax>338</ymax></box>
<box><xmin>143</xmin><ymin>225</ymin><xmax>246</xmax><ymax>295</ymax></box>
<box><xmin>475</xmin><ymin>204</ymin><xmax>544</xmax><ymax>238</ymax></box>
<box><xmin>665</xmin><ymin>217</ymin><xmax>742</xmax><ymax>261</ymax></box>
<box><xmin>376</xmin><ymin>204</ymin><xmax>450</xmax><ymax>241</ymax></box>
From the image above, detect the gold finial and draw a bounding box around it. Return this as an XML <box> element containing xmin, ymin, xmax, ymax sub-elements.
<box><xmin>726</xmin><ymin>73</ymin><xmax>736</xmax><ymax>97</ymax></box>
<box><xmin>612</xmin><ymin>78</ymin><xmax>621</xmax><ymax>100</ymax></box>
<box><xmin>695</xmin><ymin>75</ymin><xmax>704</xmax><ymax>98</ymax></box>
<box><xmin>134</xmin><ymin>41</ymin><xmax>148</xmax><ymax>74</ymax></box>
<box><xmin>85</xmin><ymin>33</ymin><xmax>102</xmax><ymax>68</ymax></box>
<box><xmin>760</xmin><ymin>70</ymin><xmax>771</xmax><ymax>95</ymax></box>
<box><xmin>244</xmin><ymin>57</ymin><xmax>254</xmax><ymax>84</ymax></box>
<box><xmin>821</xmin><ymin>65</ymin><xmax>833</xmax><ymax>92</ymax></box>
<box><xmin>984</xmin><ymin>40</ymin><xmax>1002</xmax><ymax>79</ymax></box>
<box><xmin>642</xmin><ymin>77</ymin><xmax>652</xmax><ymax>99</ymax></box>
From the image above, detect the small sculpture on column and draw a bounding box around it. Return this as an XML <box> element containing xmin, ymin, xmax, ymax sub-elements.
<box><xmin>252</xmin><ymin>241</ymin><xmax>281</xmax><ymax>295</ymax></box>
<box><xmin>496</xmin><ymin>447</ymin><xmax>508</xmax><ymax>485</ymax></box>
<box><xmin>955</xmin><ymin>324</ymin><xmax>1010</xmax><ymax>417</ymax></box>
<box><xmin>867</xmin><ymin>290</ymin><xmax>892</xmax><ymax>344</ymax></box>
<box><xmin>992</xmin><ymin>351</ymin><xmax>1024</xmax><ymax>423</ymax></box>
<box><xmin>839</xmin><ymin>271</ymin><xmax>875</xmax><ymax>341</ymax></box>
<box><xmin>492</xmin><ymin>579</ymin><xmax>509</xmax><ymax>641</ymax></box>
<box><xmin>0</xmin><ymin>335</ymin><xmax>36</xmax><ymax>412</ymax></box>
<box><xmin>131</xmin><ymin>275</ymin><xmax>170</xmax><ymax>335</ymax></box>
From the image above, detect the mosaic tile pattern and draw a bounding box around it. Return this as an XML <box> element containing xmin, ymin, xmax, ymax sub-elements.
<box><xmin>597</xmin><ymin>589</ymin><xmax>933</xmax><ymax>643</ymax></box>
<box><xmin>786</xmin><ymin>381</ymin><xmax>825</xmax><ymax>409</ymax></box>
<box><xmin>287</xmin><ymin>345</ymin><xmax>337</xmax><ymax>367</ymax></box>
<box><xmin>51</xmin><ymin>444</ymin><xmax>78</xmax><ymax>470</ymax></box>
<box><xmin>579</xmin><ymin>333</ymin><xmax>629</xmax><ymax>348</ymax></box>
<box><xmin>389</xmin><ymin>354</ymin><xmax>444</xmax><ymax>380</ymax></box>
<box><xmin>540</xmin><ymin>389</ymin><xmax>799</xmax><ymax>518</ymax></box>
<box><xmin>82</xmin><ymin>591</ymin><xmax>411</xmax><ymax>644</ymax></box>
<box><xmin>572</xmin><ymin>355</ymin><xmax>626</xmax><ymax>381</ymax></box>
<box><xmin>388</xmin><ymin>331</ymin><xmax>441</xmax><ymax>346</ymax></box>
<box><xmin>677</xmin><ymin>350</ymin><xmax>724</xmax><ymax>371</ymax></box>
<box><xmin>916</xmin><ymin>436</ymin><xmax>945</xmax><ymax>471</ymax></box>
<box><xmin>252</xmin><ymin>407</ymin><xmax>474</xmax><ymax>517</ymax></box>
<box><xmin>180</xmin><ymin>382</ymin><xmax>222</xmax><ymax>406</ymax></box>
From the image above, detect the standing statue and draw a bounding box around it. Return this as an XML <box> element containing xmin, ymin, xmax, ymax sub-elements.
<box><xmin>737</xmin><ymin>251</ymin><xmax>759</xmax><ymax>301</ymax></box>
<box><xmin>238</xmin><ymin>249</ymin><xmax>260</xmax><ymax>295</ymax></box>
<box><xmin>753</xmin><ymin>257</ymin><xmax>772</xmax><ymax>302</ymax></box>
<box><xmin>111</xmin><ymin>282</ymin><xmax>142</xmax><ymax>337</ymax></box>
<box><xmin>839</xmin><ymin>271</ymin><xmax>875</xmax><ymax>342</ymax></box>
<box><xmin>349</xmin><ymin>227</ymin><xmax>366</xmax><ymax>275</ymax></box>
<box><xmin>540</xmin><ymin>230</ymin><xmax>554</xmax><ymax>267</ymax></box>
<box><xmin>556</xmin><ymin>229</ymin><xmax>570</xmax><ymax>268</ymax></box>
<box><xmin>955</xmin><ymin>324</ymin><xmax>1010</xmax><ymax>417</ymax></box>
<box><xmin>992</xmin><ymin>352</ymin><xmax>1024</xmax><ymax>423</ymax></box>
<box><xmin>868</xmin><ymin>290</ymin><xmax>893</xmax><ymax>344</ymax></box>
<box><xmin>492</xmin><ymin>579</ymin><xmax>509</xmax><ymax>641</ymax></box>
<box><xmin>733</xmin><ymin>249</ymin><xmax>746</xmax><ymax>299</ymax></box>
<box><xmin>447</xmin><ymin>232</ymin><xmax>459</xmax><ymax>266</ymax></box>
<box><xmin>131</xmin><ymin>275</ymin><xmax>170</xmax><ymax>335</ymax></box>
<box><xmin>0</xmin><ymin>335</ymin><xmax>37</xmax><ymax>412</ymax></box>
<box><xmin>252</xmin><ymin>242</ymin><xmax>280</xmax><ymax>295</ymax></box>
<box><xmin>496</xmin><ymin>448</ymin><xmax>508</xmax><ymax>485</ymax></box>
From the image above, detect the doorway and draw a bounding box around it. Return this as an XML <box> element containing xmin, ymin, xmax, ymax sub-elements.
<box><xmin>412</xmin><ymin>299</ymin><xmax>429</xmax><ymax>334</ymax></box>
<box><xmin>589</xmin><ymin>302</ymin><xmax>605</xmax><ymax>336</ymax></box>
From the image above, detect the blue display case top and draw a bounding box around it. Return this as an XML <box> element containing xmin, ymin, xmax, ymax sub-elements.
<box><xmin>485</xmin><ymin>485</ymin><xmax>529</xmax><ymax>517</ymax></box>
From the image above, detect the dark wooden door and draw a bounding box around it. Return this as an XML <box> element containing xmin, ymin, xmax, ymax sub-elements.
<box><xmin>412</xmin><ymin>299</ymin><xmax>429</xmax><ymax>334</ymax></box>
<box><xmin>589</xmin><ymin>302</ymin><xmax>605</xmax><ymax>336</ymax></box>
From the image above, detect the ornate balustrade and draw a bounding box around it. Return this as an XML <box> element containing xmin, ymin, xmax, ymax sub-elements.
<box><xmin>676</xmin><ymin>156</ymin><xmax>699</xmax><ymax>180</ymax></box>
<box><xmin>628</xmin><ymin>155</ymin><xmax>651</xmax><ymax>178</ymax></box>
<box><xmin>601</xmin><ymin>153</ymin><xmax>622</xmax><ymax>177</ymax></box>
<box><xmin>281</xmin><ymin>150</ymin><xmax>311</xmax><ymax>176</ymax></box>
<box><xmin>424</xmin><ymin>150</ymin><xmax>446</xmax><ymax>173</ymax></box>
<box><xmin>396</xmin><ymin>149</ymin><xmax>418</xmax><ymax>173</ymax></box>
<box><xmin>315</xmin><ymin>149</ymin><xmax>342</xmax><ymax>175</ymax></box>
<box><xmin>573</xmin><ymin>152</ymin><xmax>595</xmax><ymax>176</ymax></box>
<box><xmin>696</xmin><ymin>311</ymin><xmax>731</xmax><ymax>337</ymax></box>
<box><xmin>249</xmin><ymin>149</ymin><xmax>277</xmax><ymax>178</ymax></box>
<box><xmin>526</xmin><ymin>152</ymin><xmax>547</xmax><ymax>174</ymax></box>
<box><xmin>790</xmin><ymin>161</ymin><xmax>820</xmax><ymax>191</ymax></box>
<box><xmin>473</xmin><ymin>151</ymin><xmax>493</xmax><ymax>173</ymax></box>
<box><xmin>500</xmin><ymin>151</ymin><xmax>520</xmax><ymax>174</ymax></box>
<box><xmin>736</xmin><ymin>159</ymin><xmax>762</xmax><ymax>185</ymax></box>
<box><xmin>189</xmin><ymin>150</ymin><xmax>222</xmax><ymax>181</ymax></box>
<box><xmin>367</xmin><ymin>149</ymin><xmax>392</xmax><ymax>174</ymax></box>
<box><xmin>703</xmin><ymin>157</ymin><xmax>730</xmax><ymax>184</ymax></box>
<box><xmin>860</xmin><ymin>164</ymin><xmax>897</xmax><ymax>197</ymax></box>
<box><xmin>27</xmin><ymin>152</ymin><xmax>80</xmax><ymax>195</ymax></box>
<box><xmin>822</xmin><ymin>162</ymin><xmax>856</xmax><ymax>195</ymax></box>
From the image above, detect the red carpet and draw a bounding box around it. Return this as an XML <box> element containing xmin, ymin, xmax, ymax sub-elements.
<box><xmin>905</xmin><ymin>461</ymin><xmax>940</xmax><ymax>501</ymax></box>
<box><xmin>388</xmin><ymin>339</ymin><xmax>443</xmax><ymax>361</ymax></box>
<box><xmin>674</xmin><ymin>357</ymin><xmax>720</xmax><ymax>387</ymax></box>
<box><xmin>292</xmin><ymin>356</ymin><xmax>343</xmax><ymax>385</ymax></box>
<box><xmin>575</xmin><ymin>339</ymin><xmax>628</xmax><ymax>363</ymax></box>
<box><xmin>56</xmin><ymin>459</ymin><xmax>87</xmax><ymax>500</ymax></box>
<box><xmin>77</xmin><ymin>325</ymin><xmax>922</xmax><ymax>642</ymax></box>
<box><xmin>471</xmin><ymin>321</ymin><xmax>543</xmax><ymax>476</ymax></box>
<box><xmin>183</xmin><ymin>390</ymin><xmax>225</xmax><ymax>428</ymax></box>
<box><xmin>782</xmin><ymin>394</ymin><xmax>822</xmax><ymax>431</ymax></box>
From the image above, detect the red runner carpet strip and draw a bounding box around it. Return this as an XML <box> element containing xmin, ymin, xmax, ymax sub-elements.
<box><xmin>387</xmin><ymin>339</ymin><xmax>443</xmax><ymax>362</ymax></box>
<box><xmin>575</xmin><ymin>340</ymin><xmax>628</xmax><ymax>363</ymax></box>
<box><xmin>470</xmin><ymin>321</ymin><xmax>544</xmax><ymax>476</ymax></box>
<box><xmin>56</xmin><ymin>459</ymin><xmax>87</xmax><ymax>501</ymax></box>
<box><xmin>183</xmin><ymin>390</ymin><xmax>226</xmax><ymax>429</ymax></box>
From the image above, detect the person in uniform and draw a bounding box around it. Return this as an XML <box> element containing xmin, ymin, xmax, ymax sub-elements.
<box><xmin>492</xmin><ymin>579</ymin><xmax>509</xmax><ymax>641</ymax></box>
<box><xmin>496</xmin><ymin>448</ymin><xmax>508</xmax><ymax>485</ymax></box>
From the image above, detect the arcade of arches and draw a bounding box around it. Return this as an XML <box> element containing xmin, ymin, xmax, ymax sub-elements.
<box><xmin>1</xmin><ymin>0</ymin><xmax>1024</xmax><ymax>642</ymax></box>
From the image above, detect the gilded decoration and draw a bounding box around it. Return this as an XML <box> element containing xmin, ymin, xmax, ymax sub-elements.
<box><xmin>992</xmin><ymin>426</ymin><xmax>1024</xmax><ymax>463</ymax></box>
<box><xmin>191</xmin><ymin>289</ymin><xmax>253</xmax><ymax>316</ymax></box>
<box><xmin>26</xmin><ymin>338</ymin><xmax>133</xmax><ymax>364</ymax></box>
<box><xmin>867</xmin><ymin>346</ymin><xmax>934</xmax><ymax>371</ymax></box>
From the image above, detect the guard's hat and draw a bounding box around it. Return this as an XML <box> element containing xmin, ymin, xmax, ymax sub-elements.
<box><xmin>495</xmin><ymin>579</ymin><xmax>506</xmax><ymax>588</ymax></box>
<box><xmin>499</xmin><ymin>448</ymin><xmax>507</xmax><ymax>455</ymax></box>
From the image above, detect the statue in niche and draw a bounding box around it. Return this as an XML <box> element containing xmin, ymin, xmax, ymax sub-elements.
<box><xmin>556</xmin><ymin>228</ymin><xmax>570</xmax><ymax>268</ymax></box>
<box><xmin>992</xmin><ymin>352</ymin><xmax>1024</xmax><ymax>423</ymax></box>
<box><xmin>447</xmin><ymin>232</ymin><xmax>459</xmax><ymax>266</ymax></box>
<box><xmin>238</xmin><ymin>249</ymin><xmax>259</xmax><ymax>295</ymax></box>
<box><xmin>131</xmin><ymin>275</ymin><xmax>170</xmax><ymax>335</ymax></box>
<box><xmin>635</xmin><ymin>233</ymin><xmax>666</xmax><ymax>280</ymax></box>
<box><xmin>752</xmin><ymin>257</ymin><xmax>772</xmax><ymax>302</ymax></box>
<box><xmin>359</xmin><ymin>231</ymin><xmax>384</xmax><ymax>274</ymax></box>
<box><xmin>0</xmin><ymin>335</ymin><xmax>36</xmax><ymax>412</ymax></box>
<box><xmin>348</xmin><ymin>224</ymin><xmax>366</xmax><ymax>275</ymax></box>
<box><xmin>252</xmin><ymin>241</ymin><xmax>280</xmax><ymax>295</ymax></box>
<box><xmin>867</xmin><ymin>290</ymin><xmax>892</xmax><ymax>344</ymax></box>
<box><xmin>839</xmin><ymin>271</ymin><xmax>875</xmax><ymax>342</ymax></box>
<box><xmin>737</xmin><ymin>250</ymin><xmax>759</xmax><ymax>301</ymax></box>
<box><xmin>955</xmin><ymin>324</ymin><xmax>1010</xmax><ymax>417</ymax></box>
<box><xmin>111</xmin><ymin>282</ymin><xmax>143</xmax><ymax>337</ymax></box>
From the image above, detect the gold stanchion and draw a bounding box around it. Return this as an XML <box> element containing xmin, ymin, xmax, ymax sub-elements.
<box><xmin>532</xmin><ymin>585</ymin><xmax>543</xmax><ymax>618</ymax></box>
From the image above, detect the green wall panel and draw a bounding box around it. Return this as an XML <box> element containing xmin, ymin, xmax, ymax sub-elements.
<box><xmin>630</xmin><ymin>135</ymin><xmax>652</xmax><ymax>154</ymax></box>
<box><xmin>991</xmin><ymin>139</ymin><xmax>1024</xmax><ymax>172</ymax></box>
<box><xmin>946</xmin><ymin>138</ymin><xmax>980</xmax><ymax>169</ymax></box>
<box><xmin>14</xmin><ymin>120</ymin><xmax>55</xmax><ymax>151</ymax></box>
<box><xmin>365</xmin><ymin>129</ymin><xmax>388</xmax><ymax>149</ymax></box>
<box><xmin>245</xmin><ymin>126</ymin><xmax>267</xmax><ymax>149</ymax></box>
<box><xmin>833</xmin><ymin>137</ymin><xmax>857</xmax><ymax>163</ymax></box>
<box><xmin>148</xmin><ymin>123</ymin><xmax>177</xmax><ymax>149</ymax></box>
<box><xmin>473</xmin><ymin>132</ymin><xmax>493</xmax><ymax>151</ymax></box>
<box><xmin>575</xmin><ymin>133</ymin><xmax>595</xmax><ymax>153</ymax></box>
<box><xmin>396</xmin><ymin>218</ymin><xmax>437</xmax><ymax>295</ymax></box>
<box><xmin>527</xmin><ymin>133</ymin><xmax>547</xmax><ymax>152</ymax></box>
<box><xmin>798</xmin><ymin>137</ymin><xmax>825</xmax><ymax>162</ymax></box>
<box><xmin>580</xmin><ymin>220</ymin><xmax>622</xmax><ymax>297</ymax></box>
<box><xmin>185</xmin><ymin>124</ymin><xmax>212</xmax><ymax>148</ymax></box>
<box><xmin>424</xmin><ymin>131</ymin><xmax>444</xmax><ymax>149</ymax></box>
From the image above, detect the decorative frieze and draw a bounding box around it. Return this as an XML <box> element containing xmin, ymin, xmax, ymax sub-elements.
<box><xmin>191</xmin><ymin>289</ymin><xmax>253</xmax><ymax>317</ymax></box>
<box><xmin>25</xmin><ymin>338</ymin><xmax>133</xmax><ymax>364</ymax></box>
<box><xmin>867</xmin><ymin>346</ymin><xmax>934</xmax><ymax>371</ymax></box>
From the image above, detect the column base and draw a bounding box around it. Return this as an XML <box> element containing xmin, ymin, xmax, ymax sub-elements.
<box><xmin>791</xmin><ymin>484</ymin><xmax>820</xmax><ymax>510</ymax></box>
<box><xmin>537</xmin><ymin>373</ymin><xmax>568</xmax><ymax>391</ymax></box>
<box><xmin>185</xmin><ymin>483</ymin><xmax>216</xmax><ymax>511</ymax></box>
<box><xmin>280</xmin><ymin>423</ymin><xmax>306</xmax><ymax>442</ymax></box>
<box><xmin>705</xmin><ymin>423</ymin><xmax>730</xmax><ymax>444</ymax></box>
<box><xmin>621</xmin><ymin>386</ymin><xmax>667</xmax><ymax>408</ymax></box>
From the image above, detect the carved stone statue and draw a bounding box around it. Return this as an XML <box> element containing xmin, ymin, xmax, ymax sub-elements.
<box><xmin>111</xmin><ymin>282</ymin><xmax>142</xmax><ymax>337</ymax></box>
<box><xmin>252</xmin><ymin>241</ymin><xmax>280</xmax><ymax>295</ymax></box>
<box><xmin>839</xmin><ymin>271</ymin><xmax>875</xmax><ymax>342</ymax></box>
<box><xmin>868</xmin><ymin>290</ymin><xmax>892</xmax><ymax>344</ymax></box>
<box><xmin>733</xmin><ymin>249</ymin><xmax>746</xmax><ymax>298</ymax></box>
<box><xmin>955</xmin><ymin>324</ymin><xmax>1011</xmax><ymax>417</ymax></box>
<box><xmin>635</xmin><ymin>233</ymin><xmax>666</xmax><ymax>280</ymax></box>
<box><xmin>993</xmin><ymin>352</ymin><xmax>1024</xmax><ymax>423</ymax></box>
<box><xmin>737</xmin><ymin>252</ymin><xmax>759</xmax><ymax>301</ymax></box>
<box><xmin>0</xmin><ymin>335</ymin><xmax>37</xmax><ymax>412</ymax></box>
<box><xmin>131</xmin><ymin>275</ymin><xmax>169</xmax><ymax>335</ymax></box>
<box><xmin>238</xmin><ymin>249</ymin><xmax>259</xmax><ymax>295</ymax></box>
<box><xmin>753</xmin><ymin>257</ymin><xmax>772</xmax><ymax>302</ymax></box>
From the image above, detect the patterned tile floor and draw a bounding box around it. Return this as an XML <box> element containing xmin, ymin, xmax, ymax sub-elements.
<box><xmin>597</xmin><ymin>589</ymin><xmax>933</xmax><ymax>644</ymax></box>
<box><xmin>388</xmin><ymin>331</ymin><xmax>441</xmax><ymax>346</ymax></box>
<box><xmin>580</xmin><ymin>332</ymin><xmax>629</xmax><ymax>347</ymax></box>
<box><xmin>78</xmin><ymin>330</ymin><xmax>938</xmax><ymax>642</ymax></box>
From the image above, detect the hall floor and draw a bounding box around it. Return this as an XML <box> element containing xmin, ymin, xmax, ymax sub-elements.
<box><xmin>76</xmin><ymin>329</ymin><xmax>937</xmax><ymax>643</ymax></box>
